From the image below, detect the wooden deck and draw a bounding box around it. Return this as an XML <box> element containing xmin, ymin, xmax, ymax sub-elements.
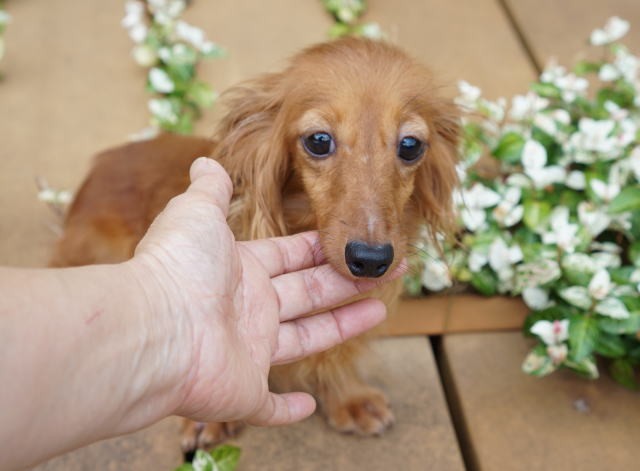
<box><xmin>1</xmin><ymin>1</ymin><xmax>639</xmax><ymax>469</ymax></box>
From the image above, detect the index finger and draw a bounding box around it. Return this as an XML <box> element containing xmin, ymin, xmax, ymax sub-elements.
<box><xmin>238</xmin><ymin>231</ymin><xmax>326</xmax><ymax>278</ymax></box>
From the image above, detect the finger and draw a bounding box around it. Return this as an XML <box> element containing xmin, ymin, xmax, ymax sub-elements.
<box><xmin>271</xmin><ymin>298</ymin><xmax>386</xmax><ymax>365</ymax></box>
<box><xmin>246</xmin><ymin>392</ymin><xmax>316</xmax><ymax>426</ymax></box>
<box><xmin>238</xmin><ymin>231</ymin><xmax>325</xmax><ymax>278</ymax></box>
<box><xmin>187</xmin><ymin>157</ymin><xmax>233</xmax><ymax>216</ymax></box>
<box><xmin>273</xmin><ymin>261</ymin><xmax>406</xmax><ymax>322</ymax></box>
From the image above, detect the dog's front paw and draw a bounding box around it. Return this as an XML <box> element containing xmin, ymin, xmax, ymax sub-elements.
<box><xmin>180</xmin><ymin>419</ymin><xmax>245</xmax><ymax>453</ymax></box>
<box><xmin>326</xmin><ymin>387</ymin><xmax>394</xmax><ymax>436</ymax></box>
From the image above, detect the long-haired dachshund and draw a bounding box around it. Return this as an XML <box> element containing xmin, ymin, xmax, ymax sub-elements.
<box><xmin>51</xmin><ymin>37</ymin><xmax>459</xmax><ymax>450</ymax></box>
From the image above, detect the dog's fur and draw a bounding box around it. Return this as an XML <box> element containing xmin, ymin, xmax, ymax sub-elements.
<box><xmin>51</xmin><ymin>38</ymin><xmax>459</xmax><ymax>449</ymax></box>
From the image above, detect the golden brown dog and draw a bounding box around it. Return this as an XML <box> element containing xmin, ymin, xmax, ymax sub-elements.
<box><xmin>51</xmin><ymin>37</ymin><xmax>459</xmax><ymax>450</ymax></box>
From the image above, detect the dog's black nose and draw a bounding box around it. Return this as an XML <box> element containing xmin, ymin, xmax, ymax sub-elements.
<box><xmin>345</xmin><ymin>240</ymin><xmax>394</xmax><ymax>278</ymax></box>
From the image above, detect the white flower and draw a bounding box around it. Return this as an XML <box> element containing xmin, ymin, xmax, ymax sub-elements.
<box><xmin>38</xmin><ymin>188</ymin><xmax>72</xmax><ymax>205</ymax></box>
<box><xmin>613</xmin><ymin>46</ymin><xmax>639</xmax><ymax>83</ymax></box>
<box><xmin>506</xmin><ymin>173</ymin><xmax>532</xmax><ymax>189</ymax></box>
<box><xmin>521</xmin><ymin>139</ymin><xmax>566</xmax><ymax>189</ymax></box>
<box><xmin>588</xmin><ymin>269</ymin><xmax>613</xmax><ymax>300</ymax></box>
<box><xmin>457</xmin><ymin>81</ymin><xmax>481</xmax><ymax>104</ymax></box>
<box><xmin>359</xmin><ymin>23</ymin><xmax>384</xmax><ymax>40</ymax></box>
<box><xmin>522</xmin><ymin>139</ymin><xmax>547</xmax><ymax>168</ymax></box>
<box><xmin>175</xmin><ymin>20</ymin><xmax>206</xmax><ymax>48</ymax></box>
<box><xmin>468</xmin><ymin>249</ymin><xmax>488</xmax><ymax>273</ymax></box>
<box><xmin>542</xmin><ymin>207</ymin><xmax>580</xmax><ymax>253</ymax></box>
<box><xmin>533</xmin><ymin>113</ymin><xmax>557</xmax><ymax>136</ymax></box>
<box><xmin>599</xmin><ymin>64</ymin><xmax>621</xmax><ymax>81</ymax></box>
<box><xmin>492</xmin><ymin>187</ymin><xmax>523</xmax><ymax>227</ymax></box>
<box><xmin>510</xmin><ymin>93</ymin><xmax>548</xmax><ymax>120</ymax></box>
<box><xmin>566</xmin><ymin>170</ymin><xmax>586</xmax><ymax>190</ymax></box>
<box><xmin>555</xmin><ymin>73</ymin><xmax>588</xmax><ymax>102</ymax></box>
<box><xmin>531</xmin><ymin>319</ymin><xmax>570</xmax><ymax>346</ymax></box>
<box><xmin>422</xmin><ymin>259</ymin><xmax>452</xmax><ymax>292</ymax></box>
<box><xmin>628</xmin><ymin>146</ymin><xmax>640</xmax><ymax>181</ymax></box>
<box><xmin>590</xmin><ymin>178</ymin><xmax>620</xmax><ymax>202</ymax></box>
<box><xmin>0</xmin><ymin>10</ymin><xmax>12</xmax><ymax>25</ymax></box>
<box><xmin>132</xmin><ymin>44</ymin><xmax>157</xmax><ymax>67</ymax></box>
<box><xmin>129</xmin><ymin>126</ymin><xmax>160</xmax><ymax>142</ymax></box>
<box><xmin>578</xmin><ymin>201</ymin><xmax>611</xmax><ymax>237</ymax></box>
<box><xmin>547</xmin><ymin>344</ymin><xmax>568</xmax><ymax>364</ymax></box>
<box><xmin>573</xmin><ymin>118</ymin><xmax>617</xmax><ymax>154</ymax></box>
<box><xmin>523</xmin><ymin>287</ymin><xmax>552</xmax><ymax>310</ymax></box>
<box><xmin>122</xmin><ymin>1</ymin><xmax>146</xmax><ymax>29</ymax></box>
<box><xmin>149</xmin><ymin>68</ymin><xmax>175</xmax><ymax>93</ymax></box>
<box><xmin>458</xmin><ymin>183</ymin><xmax>501</xmax><ymax>231</ymax></box>
<box><xmin>488</xmin><ymin>238</ymin><xmax>523</xmax><ymax>275</ymax></box>
<box><xmin>148</xmin><ymin>98</ymin><xmax>177</xmax><ymax>124</ymax></box>
<box><xmin>128</xmin><ymin>23</ymin><xmax>148</xmax><ymax>43</ymax></box>
<box><xmin>590</xmin><ymin>16</ymin><xmax>630</xmax><ymax>46</ymax></box>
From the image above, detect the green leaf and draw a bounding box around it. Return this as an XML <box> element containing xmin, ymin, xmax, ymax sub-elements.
<box><xmin>174</xmin><ymin>465</ymin><xmax>194</xmax><ymax>471</ymax></box>
<box><xmin>598</xmin><ymin>310</ymin><xmax>640</xmax><ymax>335</ymax></box>
<box><xmin>568</xmin><ymin>315</ymin><xmax>599</xmax><ymax>362</ymax></box>
<box><xmin>210</xmin><ymin>445</ymin><xmax>241</xmax><ymax>471</ymax></box>
<box><xmin>608</xmin><ymin>186</ymin><xmax>640</xmax><ymax>214</ymax></box>
<box><xmin>522</xmin><ymin>344</ymin><xmax>557</xmax><ymax>377</ymax></box>
<box><xmin>470</xmin><ymin>268</ymin><xmax>498</xmax><ymax>296</ymax></box>
<box><xmin>610</xmin><ymin>358</ymin><xmax>639</xmax><ymax>390</ymax></box>
<box><xmin>594</xmin><ymin>332</ymin><xmax>627</xmax><ymax>358</ymax></box>
<box><xmin>629</xmin><ymin>241</ymin><xmax>640</xmax><ymax>267</ymax></box>
<box><xmin>610</xmin><ymin>266</ymin><xmax>636</xmax><ymax>285</ymax></box>
<box><xmin>597</xmin><ymin>86</ymin><xmax>635</xmax><ymax>108</ymax></box>
<box><xmin>492</xmin><ymin>132</ymin><xmax>525</xmax><ymax>164</ymax></box>
<box><xmin>523</xmin><ymin>200</ymin><xmax>551</xmax><ymax>231</ymax></box>
<box><xmin>187</xmin><ymin>82</ymin><xmax>217</xmax><ymax>108</ymax></box>
<box><xmin>573</xmin><ymin>60</ymin><xmax>602</xmax><ymax>76</ymax></box>
<box><xmin>530</xmin><ymin>82</ymin><xmax>562</xmax><ymax>99</ymax></box>
<box><xmin>564</xmin><ymin>356</ymin><xmax>599</xmax><ymax>379</ymax></box>
<box><xmin>192</xmin><ymin>450</ymin><xmax>215</xmax><ymax>471</ymax></box>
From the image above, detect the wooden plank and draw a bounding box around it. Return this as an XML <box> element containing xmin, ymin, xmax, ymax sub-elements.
<box><xmin>233</xmin><ymin>337</ymin><xmax>465</xmax><ymax>471</ymax></box>
<box><xmin>0</xmin><ymin>0</ymin><xmax>536</xmax><ymax>470</ymax></box>
<box><xmin>369</xmin><ymin>0</ymin><xmax>536</xmax><ymax>99</ymax></box>
<box><xmin>33</xmin><ymin>418</ymin><xmax>183</xmax><ymax>471</ymax></box>
<box><xmin>386</xmin><ymin>295</ymin><xmax>528</xmax><ymax>336</ymax></box>
<box><xmin>504</xmin><ymin>0</ymin><xmax>640</xmax><ymax>69</ymax></box>
<box><xmin>441</xmin><ymin>332</ymin><xmax>640</xmax><ymax>471</ymax></box>
<box><xmin>0</xmin><ymin>0</ymin><xmax>331</xmax><ymax>267</ymax></box>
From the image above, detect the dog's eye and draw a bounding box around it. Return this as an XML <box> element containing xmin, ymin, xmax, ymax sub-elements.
<box><xmin>302</xmin><ymin>132</ymin><xmax>335</xmax><ymax>158</ymax></box>
<box><xmin>397</xmin><ymin>136</ymin><xmax>425</xmax><ymax>163</ymax></box>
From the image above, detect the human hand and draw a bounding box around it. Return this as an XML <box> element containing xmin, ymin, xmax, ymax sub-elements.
<box><xmin>130</xmin><ymin>157</ymin><xmax>400</xmax><ymax>429</ymax></box>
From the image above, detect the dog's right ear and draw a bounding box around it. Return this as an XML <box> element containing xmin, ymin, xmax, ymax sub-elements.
<box><xmin>212</xmin><ymin>72</ymin><xmax>290</xmax><ymax>239</ymax></box>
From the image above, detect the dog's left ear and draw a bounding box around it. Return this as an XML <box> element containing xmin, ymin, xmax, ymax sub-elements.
<box><xmin>212</xmin><ymin>72</ymin><xmax>291</xmax><ymax>239</ymax></box>
<box><xmin>412</xmin><ymin>98</ymin><xmax>460</xmax><ymax>237</ymax></box>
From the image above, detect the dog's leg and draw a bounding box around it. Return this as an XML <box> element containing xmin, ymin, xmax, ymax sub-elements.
<box><xmin>180</xmin><ymin>419</ymin><xmax>244</xmax><ymax>453</ymax></box>
<box><xmin>272</xmin><ymin>337</ymin><xmax>394</xmax><ymax>436</ymax></box>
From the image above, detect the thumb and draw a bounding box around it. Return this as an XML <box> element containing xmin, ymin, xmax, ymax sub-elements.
<box><xmin>246</xmin><ymin>392</ymin><xmax>316</xmax><ymax>426</ymax></box>
<box><xmin>188</xmin><ymin>157</ymin><xmax>234</xmax><ymax>217</ymax></box>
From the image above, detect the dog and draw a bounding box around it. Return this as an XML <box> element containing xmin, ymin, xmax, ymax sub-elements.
<box><xmin>50</xmin><ymin>37</ymin><xmax>459</xmax><ymax>451</ymax></box>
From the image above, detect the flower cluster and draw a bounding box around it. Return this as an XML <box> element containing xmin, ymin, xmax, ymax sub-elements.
<box><xmin>174</xmin><ymin>445</ymin><xmax>240</xmax><ymax>471</ymax></box>
<box><xmin>122</xmin><ymin>0</ymin><xmax>224</xmax><ymax>135</ymax></box>
<box><xmin>0</xmin><ymin>5</ymin><xmax>10</xmax><ymax>66</ymax></box>
<box><xmin>321</xmin><ymin>0</ymin><xmax>383</xmax><ymax>39</ymax></box>
<box><xmin>410</xmin><ymin>17</ymin><xmax>640</xmax><ymax>388</ymax></box>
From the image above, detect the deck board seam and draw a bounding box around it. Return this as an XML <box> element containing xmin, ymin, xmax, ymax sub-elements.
<box><xmin>495</xmin><ymin>0</ymin><xmax>543</xmax><ymax>74</ymax></box>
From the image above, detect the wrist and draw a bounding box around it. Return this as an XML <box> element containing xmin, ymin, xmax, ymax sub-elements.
<box><xmin>121</xmin><ymin>255</ymin><xmax>195</xmax><ymax>426</ymax></box>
